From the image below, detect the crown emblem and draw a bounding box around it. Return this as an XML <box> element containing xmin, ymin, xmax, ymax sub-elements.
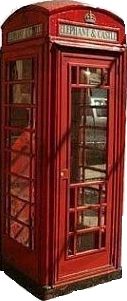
<box><xmin>85</xmin><ymin>10</ymin><xmax>96</xmax><ymax>24</ymax></box>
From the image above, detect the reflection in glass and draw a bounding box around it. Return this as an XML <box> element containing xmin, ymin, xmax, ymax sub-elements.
<box><xmin>68</xmin><ymin>236</ymin><xmax>74</xmax><ymax>256</ymax></box>
<box><xmin>79</xmin><ymin>67</ymin><xmax>109</xmax><ymax>86</ymax></box>
<box><xmin>78</xmin><ymin>186</ymin><xmax>101</xmax><ymax>206</ymax></box>
<box><xmin>10</xmin><ymin>220</ymin><xmax>29</xmax><ymax>247</ymax></box>
<box><xmin>10</xmin><ymin>175</ymin><xmax>30</xmax><ymax>201</ymax></box>
<box><xmin>5</xmin><ymin>58</ymin><xmax>36</xmax><ymax>250</ymax></box>
<box><xmin>11</xmin><ymin>197</ymin><xmax>29</xmax><ymax>224</ymax></box>
<box><xmin>9</xmin><ymin>84</ymin><xmax>33</xmax><ymax>104</ymax></box>
<box><xmin>9</xmin><ymin>59</ymin><xmax>33</xmax><ymax>81</ymax></box>
<box><xmin>9</xmin><ymin>107</ymin><xmax>30</xmax><ymax>127</ymax></box>
<box><xmin>10</xmin><ymin>152</ymin><xmax>30</xmax><ymax>178</ymax></box>
<box><xmin>84</xmin><ymin>169</ymin><xmax>106</xmax><ymax>180</ymax></box>
<box><xmin>77</xmin><ymin>232</ymin><xmax>99</xmax><ymax>252</ymax></box>
<box><xmin>71</xmin><ymin>87</ymin><xmax>107</xmax><ymax>182</ymax></box>
<box><xmin>77</xmin><ymin>209</ymin><xmax>99</xmax><ymax>229</ymax></box>
<box><xmin>101</xmin><ymin>208</ymin><xmax>106</xmax><ymax>226</ymax></box>
<box><xmin>6</xmin><ymin>130</ymin><xmax>35</xmax><ymax>154</ymax></box>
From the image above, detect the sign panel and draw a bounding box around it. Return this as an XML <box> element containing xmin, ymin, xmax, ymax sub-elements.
<box><xmin>59</xmin><ymin>24</ymin><xmax>118</xmax><ymax>42</ymax></box>
<box><xmin>8</xmin><ymin>24</ymin><xmax>42</xmax><ymax>43</ymax></box>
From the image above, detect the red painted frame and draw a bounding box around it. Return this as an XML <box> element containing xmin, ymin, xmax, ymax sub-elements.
<box><xmin>54</xmin><ymin>52</ymin><xmax>118</xmax><ymax>284</ymax></box>
<box><xmin>0</xmin><ymin>0</ymin><xmax>126</xmax><ymax>292</ymax></box>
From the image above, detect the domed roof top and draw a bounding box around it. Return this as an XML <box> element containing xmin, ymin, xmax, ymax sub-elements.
<box><xmin>36</xmin><ymin>0</ymin><xmax>86</xmax><ymax>10</ymax></box>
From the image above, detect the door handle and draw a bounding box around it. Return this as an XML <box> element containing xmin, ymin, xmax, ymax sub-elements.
<box><xmin>60</xmin><ymin>169</ymin><xmax>69</xmax><ymax>179</ymax></box>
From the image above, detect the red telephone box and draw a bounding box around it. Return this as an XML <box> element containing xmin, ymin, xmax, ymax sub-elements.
<box><xmin>0</xmin><ymin>1</ymin><xmax>126</xmax><ymax>299</ymax></box>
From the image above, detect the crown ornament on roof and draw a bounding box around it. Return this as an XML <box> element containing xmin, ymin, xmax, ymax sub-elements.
<box><xmin>85</xmin><ymin>10</ymin><xmax>96</xmax><ymax>24</ymax></box>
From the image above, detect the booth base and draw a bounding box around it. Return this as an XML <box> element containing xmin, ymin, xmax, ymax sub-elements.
<box><xmin>2</xmin><ymin>261</ymin><xmax>122</xmax><ymax>300</ymax></box>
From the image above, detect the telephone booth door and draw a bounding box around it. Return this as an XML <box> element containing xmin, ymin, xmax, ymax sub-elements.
<box><xmin>56</xmin><ymin>52</ymin><xmax>117</xmax><ymax>282</ymax></box>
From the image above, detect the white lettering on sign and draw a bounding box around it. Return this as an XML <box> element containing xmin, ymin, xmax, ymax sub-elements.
<box><xmin>59</xmin><ymin>24</ymin><xmax>118</xmax><ymax>42</ymax></box>
<box><xmin>8</xmin><ymin>24</ymin><xmax>42</xmax><ymax>43</ymax></box>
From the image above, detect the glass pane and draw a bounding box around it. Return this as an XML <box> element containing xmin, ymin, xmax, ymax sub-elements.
<box><xmin>9</xmin><ymin>83</ymin><xmax>33</xmax><ymax>104</ymax></box>
<box><xmin>68</xmin><ymin>236</ymin><xmax>74</xmax><ymax>256</ymax></box>
<box><xmin>101</xmin><ymin>229</ymin><xmax>106</xmax><ymax>248</ymax></box>
<box><xmin>6</xmin><ymin>130</ymin><xmax>35</xmax><ymax>154</ymax></box>
<box><xmin>77</xmin><ymin>209</ymin><xmax>99</xmax><ymax>229</ymax></box>
<box><xmin>10</xmin><ymin>220</ymin><xmax>29</xmax><ymax>247</ymax></box>
<box><xmin>101</xmin><ymin>207</ymin><xmax>106</xmax><ymax>226</ymax></box>
<box><xmin>10</xmin><ymin>175</ymin><xmax>30</xmax><ymax>201</ymax></box>
<box><xmin>85</xmin><ymin>169</ymin><xmax>106</xmax><ymax>180</ymax></box>
<box><xmin>69</xmin><ymin>189</ymin><xmax>75</xmax><ymax>208</ymax></box>
<box><xmin>77</xmin><ymin>232</ymin><xmax>99</xmax><ymax>252</ymax></box>
<box><xmin>69</xmin><ymin>212</ymin><xmax>75</xmax><ymax>232</ymax></box>
<box><xmin>8</xmin><ymin>107</ymin><xmax>32</xmax><ymax>128</ymax></box>
<box><xmin>85</xmin><ymin>128</ymin><xmax>106</xmax><ymax>146</ymax></box>
<box><xmin>78</xmin><ymin>186</ymin><xmax>100</xmax><ymax>206</ymax></box>
<box><xmin>71</xmin><ymin>66</ymin><xmax>77</xmax><ymax>84</ymax></box>
<box><xmin>79</xmin><ymin>67</ymin><xmax>109</xmax><ymax>85</ymax></box>
<box><xmin>10</xmin><ymin>152</ymin><xmax>30</xmax><ymax>177</ymax></box>
<box><xmin>86</xmin><ymin>89</ymin><xmax>107</xmax><ymax>127</ymax></box>
<box><xmin>71</xmin><ymin>88</ymin><xmax>107</xmax><ymax>183</ymax></box>
<box><xmin>9</xmin><ymin>59</ymin><xmax>33</xmax><ymax>81</ymax></box>
<box><xmin>11</xmin><ymin>197</ymin><xmax>29</xmax><ymax>224</ymax></box>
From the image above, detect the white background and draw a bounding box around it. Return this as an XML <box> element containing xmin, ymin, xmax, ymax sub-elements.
<box><xmin>0</xmin><ymin>1</ymin><xmax>127</xmax><ymax>300</ymax></box>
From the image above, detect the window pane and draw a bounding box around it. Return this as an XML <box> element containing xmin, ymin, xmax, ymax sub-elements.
<box><xmin>79</xmin><ymin>67</ymin><xmax>109</xmax><ymax>85</ymax></box>
<box><xmin>9</xmin><ymin>83</ymin><xmax>33</xmax><ymax>104</ymax></box>
<box><xmin>6</xmin><ymin>130</ymin><xmax>35</xmax><ymax>154</ymax></box>
<box><xmin>10</xmin><ymin>152</ymin><xmax>30</xmax><ymax>178</ymax></box>
<box><xmin>77</xmin><ymin>232</ymin><xmax>99</xmax><ymax>252</ymax></box>
<box><xmin>8</xmin><ymin>107</ymin><xmax>32</xmax><ymax>128</ymax></box>
<box><xmin>68</xmin><ymin>236</ymin><xmax>74</xmax><ymax>256</ymax></box>
<box><xmin>84</xmin><ymin>168</ymin><xmax>106</xmax><ymax>180</ymax></box>
<box><xmin>10</xmin><ymin>175</ymin><xmax>30</xmax><ymax>201</ymax></box>
<box><xmin>9</xmin><ymin>59</ymin><xmax>33</xmax><ymax>81</ymax></box>
<box><xmin>69</xmin><ymin>212</ymin><xmax>75</xmax><ymax>232</ymax></box>
<box><xmin>11</xmin><ymin>197</ymin><xmax>29</xmax><ymax>224</ymax></box>
<box><xmin>71</xmin><ymin>66</ymin><xmax>77</xmax><ymax>84</ymax></box>
<box><xmin>78</xmin><ymin>186</ymin><xmax>100</xmax><ymax>206</ymax></box>
<box><xmin>86</xmin><ymin>129</ymin><xmax>106</xmax><ymax>147</ymax></box>
<box><xmin>10</xmin><ymin>220</ymin><xmax>30</xmax><ymax>247</ymax></box>
<box><xmin>69</xmin><ymin>189</ymin><xmax>75</xmax><ymax>208</ymax></box>
<box><xmin>101</xmin><ymin>229</ymin><xmax>106</xmax><ymax>248</ymax></box>
<box><xmin>77</xmin><ymin>209</ymin><xmax>99</xmax><ymax>229</ymax></box>
<box><xmin>101</xmin><ymin>207</ymin><xmax>106</xmax><ymax>226</ymax></box>
<box><xmin>71</xmin><ymin>88</ymin><xmax>108</xmax><ymax>182</ymax></box>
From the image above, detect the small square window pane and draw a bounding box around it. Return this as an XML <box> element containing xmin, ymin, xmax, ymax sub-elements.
<box><xmin>8</xmin><ymin>107</ymin><xmax>31</xmax><ymax>128</ymax></box>
<box><xmin>10</xmin><ymin>220</ymin><xmax>30</xmax><ymax>247</ymax></box>
<box><xmin>77</xmin><ymin>209</ymin><xmax>99</xmax><ymax>229</ymax></box>
<box><xmin>9</xmin><ymin>59</ymin><xmax>33</xmax><ymax>81</ymax></box>
<box><xmin>10</xmin><ymin>175</ymin><xmax>30</xmax><ymax>201</ymax></box>
<box><xmin>77</xmin><ymin>232</ymin><xmax>99</xmax><ymax>252</ymax></box>
<box><xmin>9</xmin><ymin>84</ymin><xmax>33</xmax><ymax>104</ymax></box>
<box><xmin>78</xmin><ymin>186</ymin><xmax>100</xmax><ymax>206</ymax></box>
<box><xmin>79</xmin><ymin>67</ymin><xmax>109</xmax><ymax>85</ymax></box>
<box><xmin>10</xmin><ymin>152</ymin><xmax>30</xmax><ymax>178</ymax></box>
<box><xmin>6</xmin><ymin>130</ymin><xmax>35</xmax><ymax>154</ymax></box>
